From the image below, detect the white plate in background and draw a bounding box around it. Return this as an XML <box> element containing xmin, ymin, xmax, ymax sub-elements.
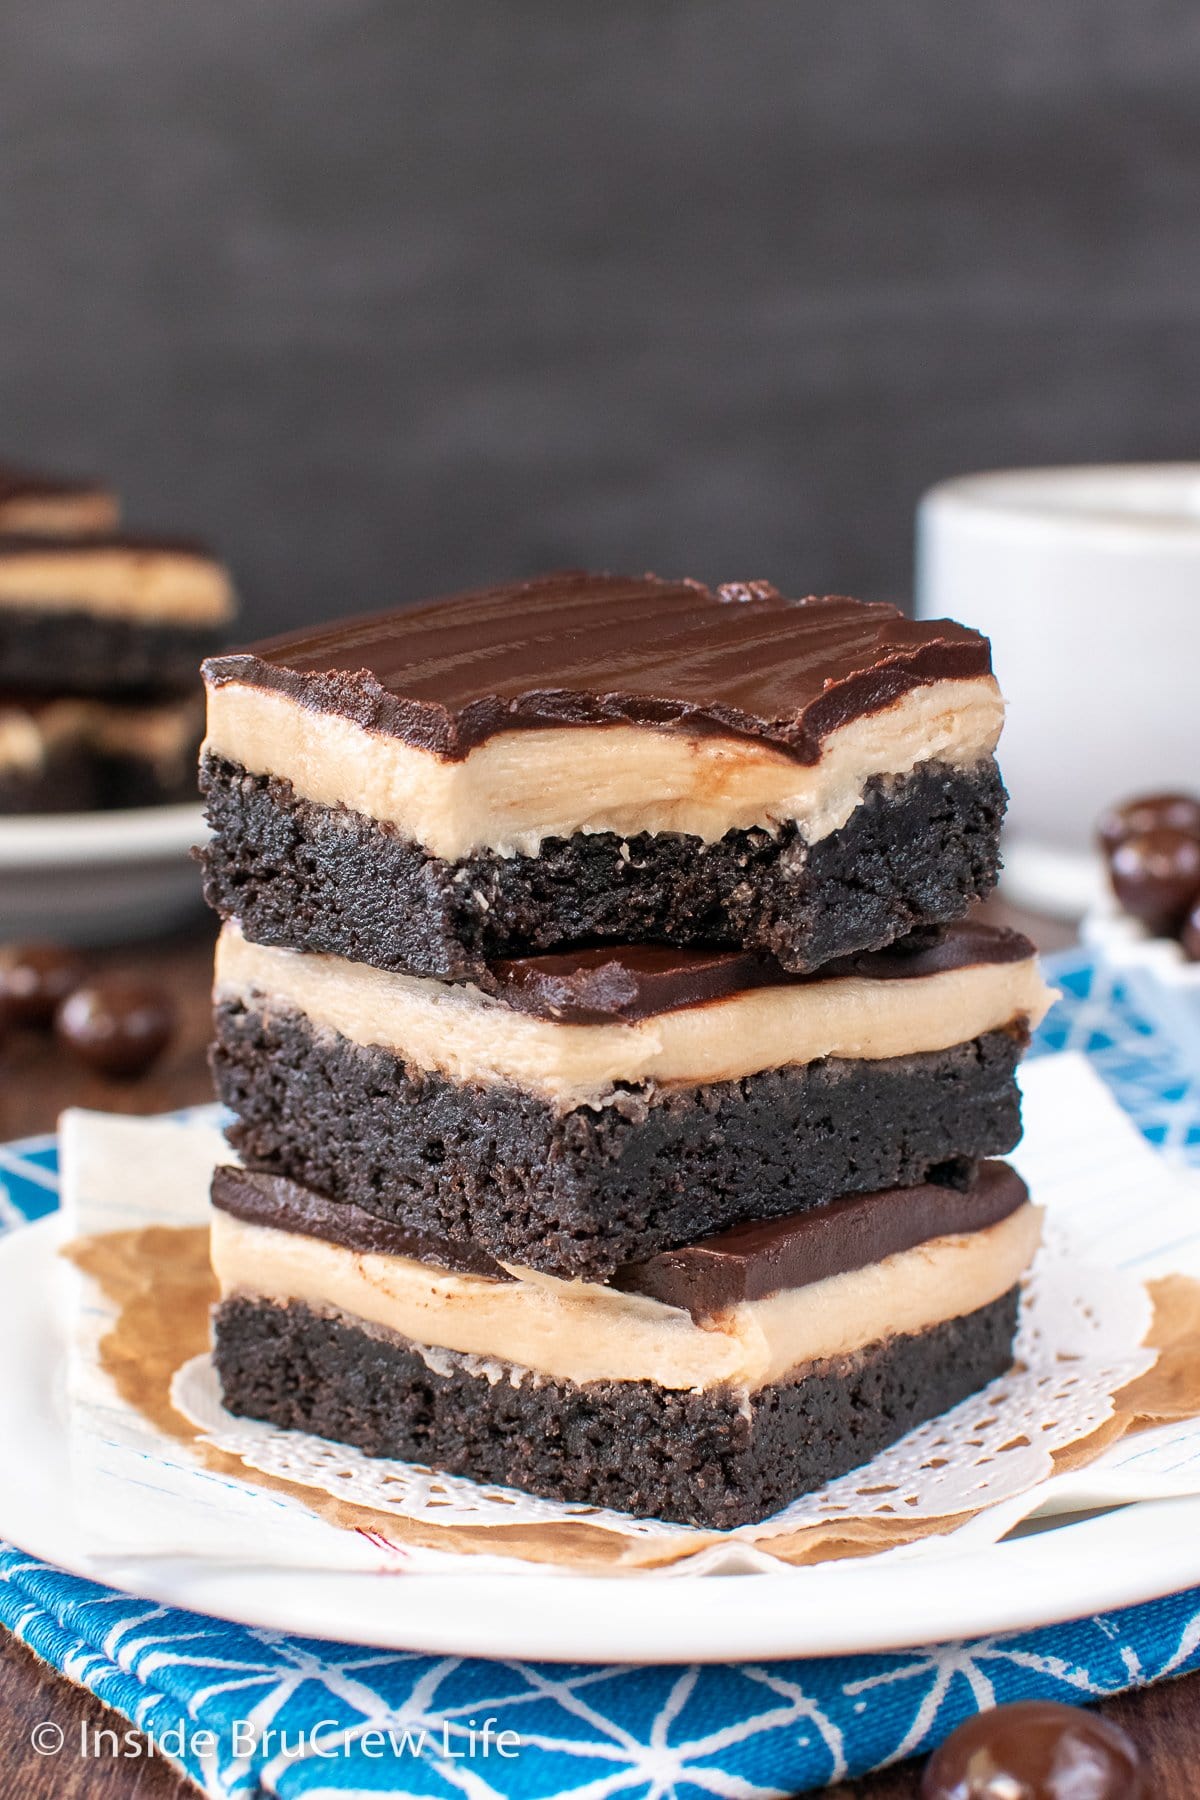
<box><xmin>0</xmin><ymin>803</ymin><xmax>207</xmax><ymax>944</ymax></box>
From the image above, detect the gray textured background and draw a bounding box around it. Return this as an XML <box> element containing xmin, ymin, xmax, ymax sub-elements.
<box><xmin>1</xmin><ymin>1</ymin><xmax>1198</xmax><ymax>635</ymax></box>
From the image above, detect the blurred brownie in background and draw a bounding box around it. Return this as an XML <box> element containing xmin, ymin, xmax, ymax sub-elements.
<box><xmin>0</xmin><ymin>461</ymin><xmax>236</xmax><ymax>814</ymax></box>
<box><xmin>0</xmin><ymin>459</ymin><xmax>119</xmax><ymax>536</ymax></box>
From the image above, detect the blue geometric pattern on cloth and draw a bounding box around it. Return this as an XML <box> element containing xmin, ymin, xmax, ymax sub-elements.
<box><xmin>1</xmin><ymin>949</ymin><xmax>1199</xmax><ymax>1798</ymax></box>
<box><xmin>1026</xmin><ymin>948</ymin><xmax>1200</xmax><ymax>1163</ymax></box>
<box><xmin>2</xmin><ymin>1546</ymin><xmax>1200</xmax><ymax>1799</ymax></box>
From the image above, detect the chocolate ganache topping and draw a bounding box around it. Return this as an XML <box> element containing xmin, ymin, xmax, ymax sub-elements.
<box><xmin>202</xmin><ymin>572</ymin><xmax>992</xmax><ymax>762</ymax></box>
<box><xmin>613</xmin><ymin>1162</ymin><xmax>1029</xmax><ymax>1321</ymax></box>
<box><xmin>0</xmin><ymin>531</ymin><xmax>216</xmax><ymax>563</ymax></box>
<box><xmin>0</xmin><ymin>463</ymin><xmax>103</xmax><ymax>506</ymax></box>
<box><xmin>487</xmin><ymin>920</ymin><xmax>1035</xmax><ymax>1024</ymax></box>
<box><xmin>211</xmin><ymin>1166</ymin><xmax>514</xmax><ymax>1281</ymax></box>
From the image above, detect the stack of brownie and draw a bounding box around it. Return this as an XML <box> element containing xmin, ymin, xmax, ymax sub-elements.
<box><xmin>0</xmin><ymin>460</ymin><xmax>235</xmax><ymax>813</ymax></box>
<box><xmin>200</xmin><ymin>575</ymin><xmax>1051</xmax><ymax>1529</ymax></box>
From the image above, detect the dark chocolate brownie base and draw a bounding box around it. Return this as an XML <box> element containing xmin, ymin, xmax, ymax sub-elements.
<box><xmin>99</xmin><ymin>751</ymin><xmax>201</xmax><ymax>811</ymax></box>
<box><xmin>199</xmin><ymin>754</ymin><xmax>1007</xmax><ymax>979</ymax></box>
<box><xmin>0</xmin><ymin>741</ymin><xmax>201</xmax><ymax>814</ymax></box>
<box><xmin>0</xmin><ymin>740</ymin><xmax>96</xmax><ymax>814</ymax></box>
<box><xmin>212</xmin><ymin>999</ymin><xmax>1025</xmax><ymax>1278</ymax></box>
<box><xmin>0</xmin><ymin>609</ymin><xmax>222</xmax><ymax>695</ymax></box>
<box><xmin>212</xmin><ymin>1288</ymin><xmax>1021</xmax><ymax>1528</ymax></box>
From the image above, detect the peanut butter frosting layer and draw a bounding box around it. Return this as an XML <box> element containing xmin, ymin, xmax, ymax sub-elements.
<box><xmin>213</xmin><ymin>919</ymin><xmax>1053</xmax><ymax>1108</ymax></box>
<box><xmin>0</xmin><ymin>692</ymin><xmax>204</xmax><ymax>775</ymax></box>
<box><xmin>0</xmin><ymin>534</ymin><xmax>235</xmax><ymax>625</ymax></box>
<box><xmin>203</xmin><ymin>671</ymin><xmax>1004</xmax><ymax>859</ymax></box>
<box><xmin>209</xmin><ymin>1188</ymin><xmax>1042</xmax><ymax>1393</ymax></box>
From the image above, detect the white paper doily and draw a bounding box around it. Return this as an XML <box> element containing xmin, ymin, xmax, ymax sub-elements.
<box><xmin>171</xmin><ymin>1225</ymin><xmax>1156</xmax><ymax>1555</ymax></box>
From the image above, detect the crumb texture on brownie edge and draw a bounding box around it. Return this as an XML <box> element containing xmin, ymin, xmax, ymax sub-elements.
<box><xmin>211</xmin><ymin>1288</ymin><xmax>1021</xmax><ymax>1529</ymax></box>
<box><xmin>211</xmin><ymin>996</ymin><xmax>1025</xmax><ymax>1278</ymax></box>
<box><xmin>199</xmin><ymin>754</ymin><xmax>1008</xmax><ymax>979</ymax></box>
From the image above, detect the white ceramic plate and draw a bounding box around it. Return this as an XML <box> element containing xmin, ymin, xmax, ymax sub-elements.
<box><xmin>0</xmin><ymin>802</ymin><xmax>206</xmax><ymax>943</ymax></box>
<box><xmin>6</xmin><ymin>1219</ymin><xmax>1200</xmax><ymax>1664</ymax></box>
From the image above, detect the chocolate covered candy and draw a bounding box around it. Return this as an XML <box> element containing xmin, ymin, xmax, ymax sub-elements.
<box><xmin>1108</xmin><ymin>828</ymin><xmax>1200</xmax><ymax>935</ymax></box>
<box><xmin>1182</xmin><ymin>895</ymin><xmax>1200</xmax><ymax>963</ymax></box>
<box><xmin>921</xmin><ymin>1699</ymin><xmax>1143</xmax><ymax>1798</ymax></box>
<box><xmin>0</xmin><ymin>941</ymin><xmax>86</xmax><ymax>1027</ymax></box>
<box><xmin>55</xmin><ymin>977</ymin><xmax>176</xmax><ymax>1079</ymax></box>
<box><xmin>1097</xmin><ymin>791</ymin><xmax>1200</xmax><ymax>856</ymax></box>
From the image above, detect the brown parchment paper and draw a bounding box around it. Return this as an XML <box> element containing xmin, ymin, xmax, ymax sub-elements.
<box><xmin>63</xmin><ymin>1226</ymin><xmax>1200</xmax><ymax>1575</ymax></box>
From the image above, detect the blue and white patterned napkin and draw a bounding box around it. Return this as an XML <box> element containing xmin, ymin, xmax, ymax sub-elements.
<box><xmin>2</xmin><ymin>947</ymin><xmax>1200</xmax><ymax>1798</ymax></box>
<box><xmin>3</xmin><ymin>1543</ymin><xmax>1200</xmax><ymax>1798</ymax></box>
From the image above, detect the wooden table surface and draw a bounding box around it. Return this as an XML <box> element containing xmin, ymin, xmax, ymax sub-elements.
<box><xmin>1</xmin><ymin>907</ymin><xmax>1198</xmax><ymax>1796</ymax></box>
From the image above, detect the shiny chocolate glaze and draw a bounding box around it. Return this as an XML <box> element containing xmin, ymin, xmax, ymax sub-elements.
<box><xmin>210</xmin><ymin>1165</ymin><xmax>514</xmax><ymax>1281</ymax></box>
<box><xmin>202</xmin><ymin>573</ymin><xmax>991</xmax><ymax>761</ymax></box>
<box><xmin>612</xmin><ymin>1161</ymin><xmax>1029</xmax><ymax>1320</ymax></box>
<box><xmin>487</xmin><ymin>919</ymin><xmax>1035</xmax><ymax>1024</ymax></box>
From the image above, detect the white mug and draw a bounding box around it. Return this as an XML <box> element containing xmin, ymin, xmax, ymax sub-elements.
<box><xmin>916</xmin><ymin>464</ymin><xmax>1200</xmax><ymax>916</ymax></box>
